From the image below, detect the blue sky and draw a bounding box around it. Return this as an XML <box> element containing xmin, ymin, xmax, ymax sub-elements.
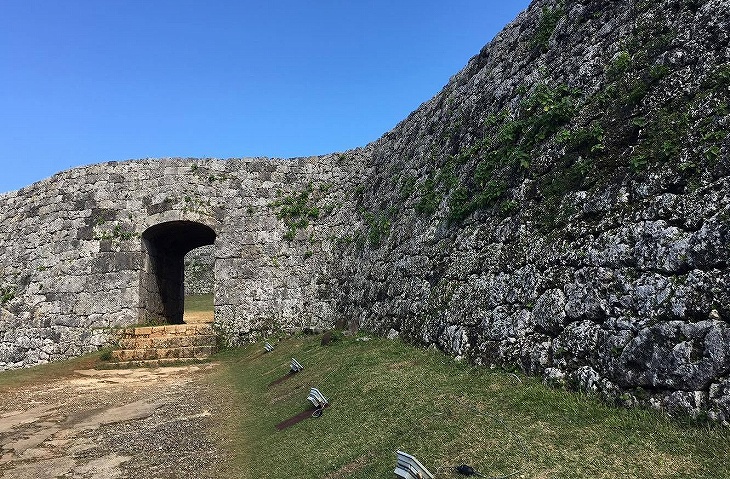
<box><xmin>0</xmin><ymin>1</ymin><xmax>531</xmax><ymax>193</ymax></box>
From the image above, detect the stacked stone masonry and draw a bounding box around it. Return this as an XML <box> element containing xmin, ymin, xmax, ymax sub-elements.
<box><xmin>184</xmin><ymin>245</ymin><xmax>215</xmax><ymax>295</ymax></box>
<box><xmin>0</xmin><ymin>155</ymin><xmax>367</xmax><ymax>368</ymax></box>
<box><xmin>1</xmin><ymin>0</ymin><xmax>730</xmax><ymax>423</ymax></box>
<box><xmin>112</xmin><ymin>324</ymin><xmax>217</xmax><ymax>364</ymax></box>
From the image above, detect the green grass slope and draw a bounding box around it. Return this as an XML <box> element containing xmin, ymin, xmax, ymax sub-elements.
<box><xmin>218</xmin><ymin>333</ymin><xmax>730</xmax><ymax>478</ymax></box>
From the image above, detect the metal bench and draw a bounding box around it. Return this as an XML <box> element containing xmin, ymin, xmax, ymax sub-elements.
<box><xmin>307</xmin><ymin>387</ymin><xmax>328</xmax><ymax>409</ymax></box>
<box><xmin>264</xmin><ymin>341</ymin><xmax>274</xmax><ymax>353</ymax></box>
<box><xmin>290</xmin><ymin>358</ymin><xmax>304</xmax><ymax>373</ymax></box>
<box><xmin>394</xmin><ymin>450</ymin><xmax>435</xmax><ymax>479</ymax></box>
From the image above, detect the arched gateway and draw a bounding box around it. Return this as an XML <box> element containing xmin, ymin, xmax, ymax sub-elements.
<box><xmin>139</xmin><ymin>221</ymin><xmax>216</xmax><ymax>325</ymax></box>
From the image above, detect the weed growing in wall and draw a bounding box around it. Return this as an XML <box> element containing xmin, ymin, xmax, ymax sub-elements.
<box><xmin>0</xmin><ymin>285</ymin><xmax>14</xmax><ymax>305</ymax></box>
<box><xmin>188</xmin><ymin>163</ymin><xmax>230</xmax><ymax>183</ymax></box>
<box><xmin>703</xmin><ymin>63</ymin><xmax>730</xmax><ymax>89</ymax></box>
<box><xmin>94</xmin><ymin>222</ymin><xmax>139</xmax><ymax>242</ymax></box>
<box><xmin>270</xmin><ymin>184</ymin><xmax>321</xmax><ymax>241</ymax></box>
<box><xmin>441</xmin><ymin>82</ymin><xmax>581</xmax><ymax>223</ymax></box>
<box><xmin>555</xmin><ymin>124</ymin><xmax>605</xmax><ymax>156</ymax></box>
<box><xmin>628</xmin><ymin>106</ymin><xmax>689</xmax><ymax>171</ymax></box>
<box><xmin>415</xmin><ymin>176</ymin><xmax>440</xmax><ymax>215</ymax></box>
<box><xmin>399</xmin><ymin>175</ymin><xmax>417</xmax><ymax>201</ymax></box>
<box><xmin>181</xmin><ymin>195</ymin><xmax>215</xmax><ymax>216</ymax></box>
<box><xmin>364</xmin><ymin>212</ymin><xmax>391</xmax><ymax>248</ymax></box>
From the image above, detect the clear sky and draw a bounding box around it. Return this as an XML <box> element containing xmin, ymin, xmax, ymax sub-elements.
<box><xmin>0</xmin><ymin>1</ymin><xmax>531</xmax><ymax>193</ymax></box>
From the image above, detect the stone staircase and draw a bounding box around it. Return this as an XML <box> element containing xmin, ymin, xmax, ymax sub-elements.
<box><xmin>110</xmin><ymin>324</ymin><xmax>217</xmax><ymax>366</ymax></box>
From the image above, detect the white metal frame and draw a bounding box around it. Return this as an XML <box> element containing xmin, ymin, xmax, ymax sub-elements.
<box><xmin>394</xmin><ymin>450</ymin><xmax>435</xmax><ymax>479</ymax></box>
<box><xmin>290</xmin><ymin>358</ymin><xmax>304</xmax><ymax>373</ymax></box>
<box><xmin>307</xmin><ymin>387</ymin><xmax>328</xmax><ymax>408</ymax></box>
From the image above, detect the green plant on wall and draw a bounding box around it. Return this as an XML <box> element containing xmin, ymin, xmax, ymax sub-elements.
<box><xmin>522</xmin><ymin>13</ymin><xmax>684</xmax><ymax>209</ymax></box>
<box><xmin>270</xmin><ymin>184</ymin><xmax>321</xmax><ymax>241</ymax></box>
<box><xmin>595</xmin><ymin>16</ymin><xmax>675</xmax><ymax>113</ymax></box>
<box><xmin>399</xmin><ymin>174</ymin><xmax>417</xmax><ymax>201</ymax></box>
<box><xmin>531</xmin><ymin>3</ymin><xmax>564</xmax><ymax>51</ymax></box>
<box><xmin>556</xmin><ymin>123</ymin><xmax>605</xmax><ymax>155</ymax></box>
<box><xmin>188</xmin><ymin>162</ymin><xmax>229</xmax><ymax>183</ymax></box>
<box><xmin>415</xmin><ymin>176</ymin><xmax>440</xmax><ymax>215</ymax></box>
<box><xmin>628</xmin><ymin>104</ymin><xmax>689</xmax><ymax>171</ymax></box>
<box><xmin>94</xmin><ymin>222</ymin><xmax>139</xmax><ymax>242</ymax></box>
<box><xmin>181</xmin><ymin>194</ymin><xmax>215</xmax><ymax>216</ymax></box>
<box><xmin>703</xmin><ymin>63</ymin><xmax>730</xmax><ymax>89</ymax></box>
<box><xmin>0</xmin><ymin>285</ymin><xmax>14</xmax><ymax>305</ymax></box>
<box><xmin>364</xmin><ymin>212</ymin><xmax>391</xmax><ymax>248</ymax></box>
<box><xmin>439</xmin><ymin>82</ymin><xmax>581</xmax><ymax>223</ymax></box>
<box><xmin>416</xmin><ymin>153</ymin><xmax>458</xmax><ymax>211</ymax></box>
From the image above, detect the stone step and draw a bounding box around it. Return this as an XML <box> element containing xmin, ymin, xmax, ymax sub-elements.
<box><xmin>108</xmin><ymin>323</ymin><xmax>218</xmax><ymax>366</ymax></box>
<box><xmin>111</xmin><ymin>345</ymin><xmax>216</xmax><ymax>362</ymax></box>
<box><xmin>118</xmin><ymin>334</ymin><xmax>217</xmax><ymax>350</ymax></box>
<box><xmin>107</xmin><ymin>357</ymin><xmax>210</xmax><ymax>368</ymax></box>
<box><xmin>117</xmin><ymin>324</ymin><xmax>215</xmax><ymax>339</ymax></box>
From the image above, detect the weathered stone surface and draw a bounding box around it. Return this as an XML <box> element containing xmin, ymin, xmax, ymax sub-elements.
<box><xmin>533</xmin><ymin>289</ymin><xmax>566</xmax><ymax>335</ymax></box>
<box><xmin>184</xmin><ymin>245</ymin><xmax>214</xmax><ymax>295</ymax></box>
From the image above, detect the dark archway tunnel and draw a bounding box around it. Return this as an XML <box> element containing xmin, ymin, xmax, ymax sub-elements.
<box><xmin>139</xmin><ymin>221</ymin><xmax>216</xmax><ymax>324</ymax></box>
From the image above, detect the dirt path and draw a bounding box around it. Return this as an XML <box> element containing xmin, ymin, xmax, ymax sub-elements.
<box><xmin>0</xmin><ymin>363</ymin><xmax>235</xmax><ymax>478</ymax></box>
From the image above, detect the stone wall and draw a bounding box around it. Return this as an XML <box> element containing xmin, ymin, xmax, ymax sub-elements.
<box><xmin>184</xmin><ymin>245</ymin><xmax>215</xmax><ymax>296</ymax></box>
<box><xmin>0</xmin><ymin>154</ymin><xmax>366</xmax><ymax>369</ymax></box>
<box><xmin>331</xmin><ymin>0</ymin><xmax>730</xmax><ymax>422</ymax></box>
<box><xmin>1</xmin><ymin>0</ymin><xmax>729</xmax><ymax>423</ymax></box>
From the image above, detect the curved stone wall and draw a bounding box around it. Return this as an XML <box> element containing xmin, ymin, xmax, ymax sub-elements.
<box><xmin>1</xmin><ymin>0</ymin><xmax>729</xmax><ymax>423</ymax></box>
<box><xmin>0</xmin><ymin>155</ymin><xmax>366</xmax><ymax>368</ymax></box>
<box><xmin>331</xmin><ymin>0</ymin><xmax>730</xmax><ymax>422</ymax></box>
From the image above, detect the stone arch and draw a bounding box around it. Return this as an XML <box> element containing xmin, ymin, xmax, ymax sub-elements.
<box><xmin>139</xmin><ymin>221</ymin><xmax>216</xmax><ymax>324</ymax></box>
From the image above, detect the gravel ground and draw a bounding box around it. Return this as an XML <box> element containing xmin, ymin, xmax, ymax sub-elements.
<box><xmin>0</xmin><ymin>363</ymin><xmax>237</xmax><ymax>478</ymax></box>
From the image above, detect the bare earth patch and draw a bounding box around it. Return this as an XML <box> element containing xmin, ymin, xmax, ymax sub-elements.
<box><xmin>0</xmin><ymin>363</ymin><xmax>234</xmax><ymax>478</ymax></box>
<box><xmin>183</xmin><ymin>311</ymin><xmax>214</xmax><ymax>324</ymax></box>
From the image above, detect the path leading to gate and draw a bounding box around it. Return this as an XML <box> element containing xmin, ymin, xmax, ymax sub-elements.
<box><xmin>0</xmin><ymin>364</ymin><xmax>236</xmax><ymax>478</ymax></box>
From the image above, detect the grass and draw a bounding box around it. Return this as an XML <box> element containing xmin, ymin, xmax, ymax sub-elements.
<box><xmin>185</xmin><ymin>293</ymin><xmax>214</xmax><ymax>312</ymax></box>
<box><xmin>214</xmin><ymin>334</ymin><xmax>730</xmax><ymax>479</ymax></box>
